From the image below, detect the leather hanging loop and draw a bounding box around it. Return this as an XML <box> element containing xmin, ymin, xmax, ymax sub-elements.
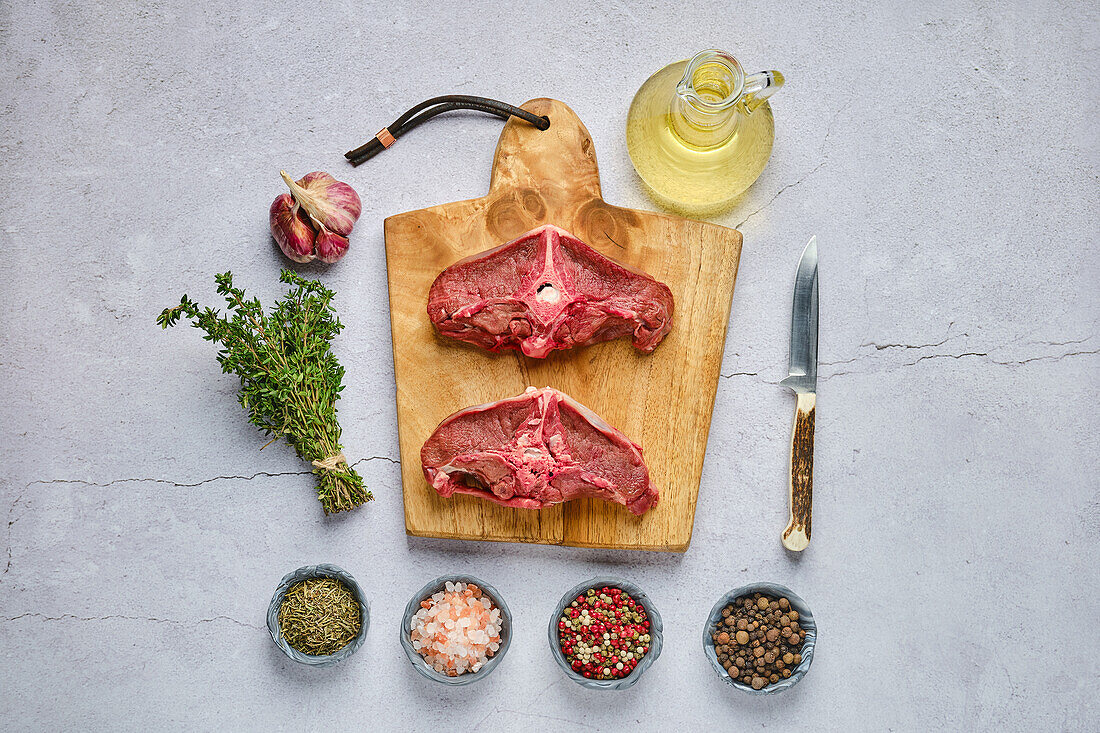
<box><xmin>345</xmin><ymin>95</ymin><xmax>550</xmax><ymax>166</ymax></box>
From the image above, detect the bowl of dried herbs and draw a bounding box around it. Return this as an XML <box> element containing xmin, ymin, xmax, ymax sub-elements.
<box><xmin>267</xmin><ymin>564</ymin><xmax>369</xmax><ymax>667</ymax></box>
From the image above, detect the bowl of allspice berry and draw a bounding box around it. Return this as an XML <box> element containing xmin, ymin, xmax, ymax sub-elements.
<box><xmin>703</xmin><ymin>582</ymin><xmax>816</xmax><ymax>694</ymax></box>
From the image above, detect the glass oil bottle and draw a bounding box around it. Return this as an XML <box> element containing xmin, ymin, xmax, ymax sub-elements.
<box><xmin>626</xmin><ymin>49</ymin><xmax>784</xmax><ymax>216</ymax></box>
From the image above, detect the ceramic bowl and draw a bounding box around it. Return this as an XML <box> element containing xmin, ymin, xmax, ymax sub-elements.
<box><xmin>267</xmin><ymin>563</ymin><xmax>370</xmax><ymax>667</ymax></box>
<box><xmin>702</xmin><ymin>582</ymin><xmax>816</xmax><ymax>694</ymax></box>
<box><xmin>548</xmin><ymin>576</ymin><xmax>663</xmax><ymax>690</ymax></box>
<box><xmin>399</xmin><ymin>574</ymin><xmax>513</xmax><ymax>686</ymax></box>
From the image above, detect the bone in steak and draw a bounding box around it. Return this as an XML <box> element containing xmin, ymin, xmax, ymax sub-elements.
<box><xmin>421</xmin><ymin>386</ymin><xmax>659</xmax><ymax>515</ymax></box>
<box><xmin>427</xmin><ymin>225</ymin><xmax>674</xmax><ymax>358</ymax></box>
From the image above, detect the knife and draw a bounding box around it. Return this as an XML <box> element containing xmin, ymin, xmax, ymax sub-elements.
<box><xmin>779</xmin><ymin>236</ymin><xmax>818</xmax><ymax>551</ymax></box>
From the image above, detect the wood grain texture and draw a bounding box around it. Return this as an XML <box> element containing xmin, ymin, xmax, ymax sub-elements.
<box><xmin>384</xmin><ymin>98</ymin><xmax>743</xmax><ymax>552</ymax></box>
<box><xmin>782</xmin><ymin>392</ymin><xmax>815</xmax><ymax>551</ymax></box>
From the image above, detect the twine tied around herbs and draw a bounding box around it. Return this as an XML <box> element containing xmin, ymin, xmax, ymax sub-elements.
<box><xmin>312</xmin><ymin>452</ymin><xmax>348</xmax><ymax>472</ymax></box>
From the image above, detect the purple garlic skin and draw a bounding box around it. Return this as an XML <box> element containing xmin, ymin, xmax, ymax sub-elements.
<box><xmin>279</xmin><ymin>170</ymin><xmax>361</xmax><ymax>236</ymax></box>
<box><xmin>314</xmin><ymin>226</ymin><xmax>350</xmax><ymax>264</ymax></box>
<box><xmin>270</xmin><ymin>171</ymin><xmax>361</xmax><ymax>263</ymax></box>
<box><xmin>269</xmin><ymin>193</ymin><xmax>315</xmax><ymax>263</ymax></box>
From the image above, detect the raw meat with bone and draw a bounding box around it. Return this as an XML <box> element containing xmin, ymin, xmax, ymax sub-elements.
<box><xmin>427</xmin><ymin>225</ymin><xmax>674</xmax><ymax>358</ymax></box>
<box><xmin>421</xmin><ymin>386</ymin><xmax>659</xmax><ymax>515</ymax></box>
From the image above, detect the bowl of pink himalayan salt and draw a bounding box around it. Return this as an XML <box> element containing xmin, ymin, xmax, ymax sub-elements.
<box><xmin>400</xmin><ymin>575</ymin><xmax>512</xmax><ymax>685</ymax></box>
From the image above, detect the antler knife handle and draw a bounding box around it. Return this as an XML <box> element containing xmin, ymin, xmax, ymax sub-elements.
<box><xmin>782</xmin><ymin>392</ymin><xmax>815</xmax><ymax>551</ymax></box>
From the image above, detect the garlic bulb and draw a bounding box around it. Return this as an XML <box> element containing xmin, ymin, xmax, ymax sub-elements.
<box><xmin>270</xmin><ymin>171</ymin><xmax>361</xmax><ymax>263</ymax></box>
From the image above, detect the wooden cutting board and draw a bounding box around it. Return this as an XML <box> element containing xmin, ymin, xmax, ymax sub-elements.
<box><xmin>384</xmin><ymin>98</ymin><xmax>742</xmax><ymax>552</ymax></box>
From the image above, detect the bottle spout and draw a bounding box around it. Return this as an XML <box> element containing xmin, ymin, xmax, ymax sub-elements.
<box><xmin>741</xmin><ymin>70</ymin><xmax>784</xmax><ymax>112</ymax></box>
<box><xmin>675</xmin><ymin>49</ymin><xmax>745</xmax><ymax>114</ymax></box>
<box><xmin>669</xmin><ymin>51</ymin><xmax>781</xmax><ymax>146</ymax></box>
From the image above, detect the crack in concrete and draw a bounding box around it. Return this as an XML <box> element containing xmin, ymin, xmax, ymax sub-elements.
<box><xmin>735</xmin><ymin>101</ymin><xmax>850</xmax><ymax>231</ymax></box>
<box><xmin>3</xmin><ymin>492</ymin><xmax>25</xmax><ymax>583</ymax></box>
<box><xmin>17</xmin><ymin>455</ymin><xmax>401</xmax><ymax>491</ymax></box>
<box><xmin>859</xmin><ymin>335</ymin><xmax>953</xmax><ymax>351</ymax></box>
<box><xmin>3</xmin><ymin>612</ymin><xmax>263</xmax><ymax>630</ymax></box>
<box><xmin>821</xmin><ymin>347</ymin><xmax>1099</xmax><ymax>379</ymax></box>
<box><xmin>736</xmin><ymin>160</ymin><xmax>826</xmax><ymax>230</ymax></box>
<box><xmin>24</xmin><ymin>471</ymin><xmax>310</xmax><ymax>491</ymax></box>
<box><xmin>817</xmin><ymin>354</ymin><xmax>864</xmax><ymax>366</ymax></box>
<box><xmin>816</xmin><ymin>327</ymin><xmax>1093</xmax><ymax>375</ymax></box>
<box><xmin>358</xmin><ymin>455</ymin><xmax>401</xmax><ymax>466</ymax></box>
<box><xmin>0</xmin><ymin>455</ymin><xmax>399</xmax><ymax>586</ymax></box>
<box><xmin>825</xmin><ymin>346</ymin><xmax>1099</xmax><ymax>377</ymax></box>
<box><xmin>719</xmin><ymin>341</ymin><xmax>1098</xmax><ymax>385</ymax></box>
<box><xmin>821</xmin><ymin>101</ymin><xmax>852</xmax><ymax>149</ymax></box>
<box><xmin>906</xmin><ymin>351</ymin><xmax>990</xmax><ymax>366</ymax></box>
<box><xmin>1030</xmin><ymin>337</ymin><xmax>1092</xmax><ymax>347</ymax></box>
<box><xmin>989</xmin><ymin>349</ymin><xmax>1100</xmax><ymax>366</ymax></box>
<box><xmin>822</xmin><ymin>322</ymin><xmax>963</xmax><ymax>365</ymax></box>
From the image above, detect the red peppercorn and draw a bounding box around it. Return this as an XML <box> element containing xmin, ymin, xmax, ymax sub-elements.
<box><xmin>558</xmin><ymin>585</ymin><xmax>652</xmax><ymax>679</ymax></box>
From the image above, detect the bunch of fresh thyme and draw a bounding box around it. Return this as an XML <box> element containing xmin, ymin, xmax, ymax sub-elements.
<box><xmin>157</xmin><ymin>270</ymin><xmax>371</xmax><ymax>514</ymax></box>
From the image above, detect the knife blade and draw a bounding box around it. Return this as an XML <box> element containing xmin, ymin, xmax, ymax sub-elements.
<box><xmin>779</xmin><ymin>236</ymin><xmax>818</xmax><ymax>394</ymax></box>
<box><xmin>780</xmin><ymin>236</ymin><xmax>817</xmax><ymax>551</ymax></box>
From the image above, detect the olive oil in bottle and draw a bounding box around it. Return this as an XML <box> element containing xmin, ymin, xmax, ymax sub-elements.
<box><xmin>627</xmin><ymin>50</ymin><xmax>784</xmax><ymax>216</ymax></box>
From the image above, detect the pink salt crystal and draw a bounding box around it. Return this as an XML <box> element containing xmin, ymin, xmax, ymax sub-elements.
<box><xmin>409</xmin><ymin>585</ymin><xmax>503</xmax><ymax>677</ymax></box>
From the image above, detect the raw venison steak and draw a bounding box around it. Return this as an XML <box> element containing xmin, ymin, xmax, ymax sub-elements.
<box><xmin>427</xmin><ymin>225</ymin><xmax>674</xmax><ymax>358</ymax></box>
<box><xmin>421</xmin><ymin>386</ymin><xmax>659</xmax><ymax>515</ymax></box>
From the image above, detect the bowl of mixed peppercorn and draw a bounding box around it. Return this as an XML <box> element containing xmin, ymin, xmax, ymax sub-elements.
<box><xmin>703</xmin><ymin>582</ymin><xmax>816</xmax><ymax>694</ymax></box>
<box><xmin>548</xmin><ymin>576</ymin><xmax>663</xmax><ymax>690</ymax></box>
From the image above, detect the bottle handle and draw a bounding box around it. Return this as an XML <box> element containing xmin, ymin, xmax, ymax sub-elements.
<box><xmin>741</xmin><ymin>70</ymin><xmax>785</xmax><ymax>111</ymax></box>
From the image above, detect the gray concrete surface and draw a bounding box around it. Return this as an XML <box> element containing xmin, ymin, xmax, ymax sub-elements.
<box><xmin>1</xmin><ymin>1</ymin><xmax>1097</xmax><ymax>730</ymax></box>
